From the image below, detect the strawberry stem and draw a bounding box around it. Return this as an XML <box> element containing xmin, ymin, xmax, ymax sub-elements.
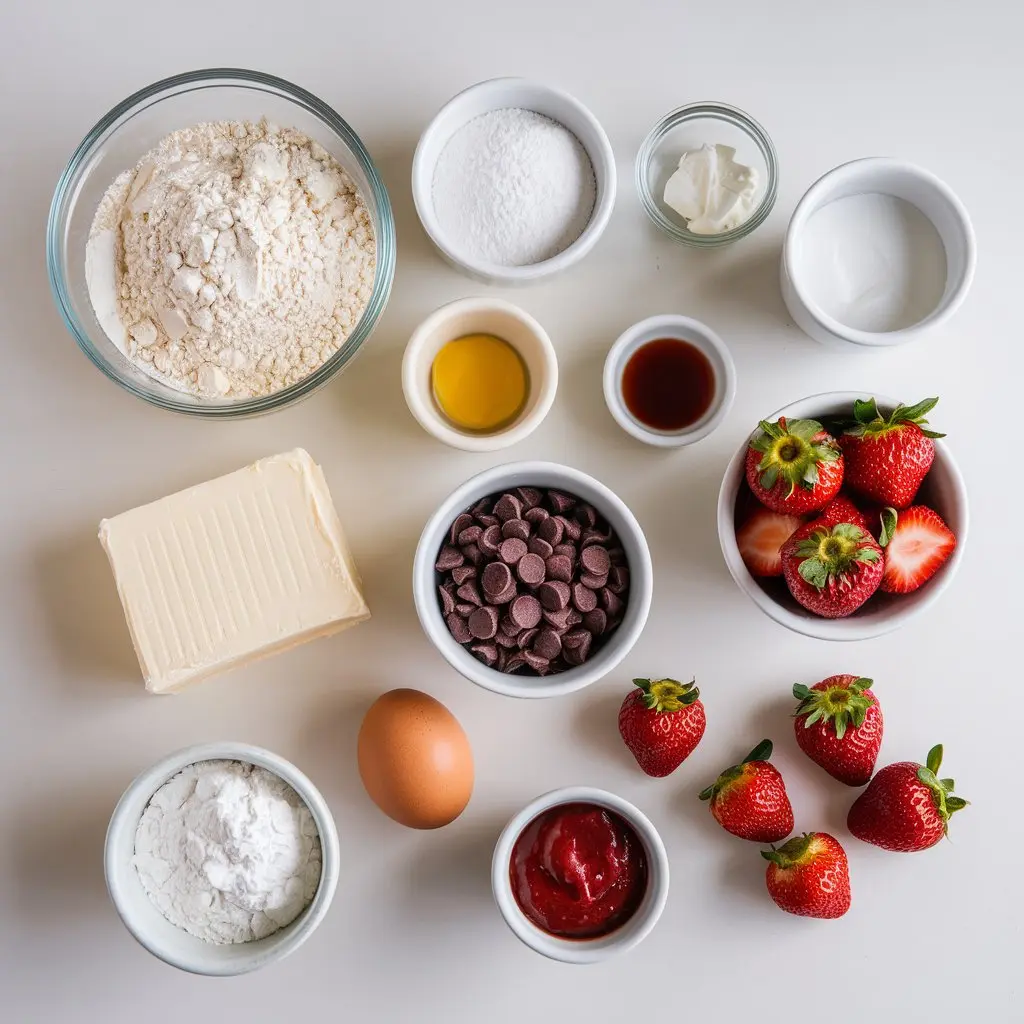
<box><xmin>795</xmin><ymin>523</ymin><xmax>880</xmax><ymax>590</ymax></box>
<box><xmin>792</xmin><ymin>678</ymin><xmax>874</xmax><ymax>740</ymax></box>
<box><xmin>632</xmin><ymin>677</ymin><xmax>700</xmax><ymax>713</ymax></box>
<box><xmin>749</xmin><ymin>418</ymin><xmax>840</xmax><ymax>497</ymax></box>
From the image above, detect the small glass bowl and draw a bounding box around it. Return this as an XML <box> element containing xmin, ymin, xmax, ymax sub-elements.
<box><xmin>47</xmin><ymin>69</ymin><xmax>396</xmax><ymax>418</ymax></box>
<box><xmin>635</xmin><ymin>102</ymin><xmax>778</xmax><ymax>248</ymax></box>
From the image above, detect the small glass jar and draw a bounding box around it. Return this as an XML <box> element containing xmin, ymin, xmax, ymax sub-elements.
<box><xmin>635</xmin><ymin>101</ymin><xmax>778</xmax><ymax>248</ymax></box>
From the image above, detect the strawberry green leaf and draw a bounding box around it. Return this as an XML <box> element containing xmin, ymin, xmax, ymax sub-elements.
<box><xmin>745</xmin><ymin>739</ymin><xmax>773</xmax><ymax>763</ymax></box>
<box><xmin>926</xmin><ymin>745</ymin><xmax>944</xmax><ymax>775</ymax></box>
<box><xmin>698</xmin><ymin>785</ymin><xmax>715</xmax><ymax>802</ymax></box>
<box><xmin>853</xmin><ymin>397</ymin><xmax>879</xmax><ymax>424</ymax></box>
<box><xmin>919</xmin><ymin>428</ymin><xmax>947</xmax><ymax>439</ymax></box>
<box><xmin>896</xmin><ymin>396</ymin><xmax>939</xmax><ymax>423</ymax></box>
<box><xmin>941</xmin><ymin>778</ymin><xmax>955</xmax><ymax>791</ymax></box>
<box><xmin>799</xmin><ymin>557</ymin><xmax>829</xmax><ymax>589</ymax></box>
<box><xmin>879</xmin><ymin>508</ymin><xmax>898</xmax><ymax>548</ymax></box>
<box><xmin>946</xmin><ymin>796</ymin><xmax>969</xmax><ymax>813</ymax></box>
<box><xmin>850</xmin><ymin>677</ymin><xmax>874</xmax><ymax>693</ymax></box>
<box><xmin>792</xmin><ymin>684</ymin><xmax>812</xmax><ymax>700</ymax></box>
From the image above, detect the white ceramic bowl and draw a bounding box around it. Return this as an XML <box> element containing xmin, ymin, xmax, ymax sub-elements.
<box><xmin>402</xmin><ymin>297</ymin><xmax>558</xmax><ymax>452</ymax></box>
<box><xmin>717</xmin><ymin>392</ymin><xmax>968</xmax><ymax>641</ymax></box>
<box><xmin>491</xmin><ymin>787</ymin><xmax>670</xmax><ymax>964</ymax></box>
<box><xmin>412</xmin><ymin>77</ymin><xmax>616</xmax><ymax>285</ymax></box>
<box><xmin>603</xmin><ymin>314</ymin><xmax>737</xmax><ymax>447</ymax></box>
<box><xmin>104</xmin><ymin>742</ymin><xmax>340</xmax><ymax>976</ymax></box>
<box><xmin>413</xmin><ymin>462</ymin><xmax>653</xmax><ymax>698</ymax></box>
<box><xmin>781</xmin><ymin>158</ymin><xmax>975</xmax><ymax>350</ymax></box>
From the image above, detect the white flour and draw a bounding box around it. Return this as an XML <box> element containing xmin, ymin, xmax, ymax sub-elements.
<box><xmin>133</xmin><ymin>760</ymin><xmax>322</xmax><ymax>944</ymax></box>
<box><xmin>86</xmin><ymin>120</ymin><xmax>376</xmax><ymax>398</ymax></box>
<box><xmin>431</xmin><ymin>108</ymin><xmax>596</xmax><ymax>266</ymax></box>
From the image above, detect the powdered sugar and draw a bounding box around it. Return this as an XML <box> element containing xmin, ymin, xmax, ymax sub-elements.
<box><xmin>86</xmin><ymin>120</ymin><xmax>376</xmax><ymax>399</ymax></box>
<box><xmin>133</xmin><ymin>760</ymin><xmax>321</xmax><ymax>944</ymax></box>
<box><xmin>431</xmin><ymin>108</ymin><xmax>596</xmax><ymax>267</ymax></box>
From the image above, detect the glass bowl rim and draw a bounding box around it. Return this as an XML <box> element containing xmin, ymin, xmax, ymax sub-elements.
<box><xmin>46</xmin><ymin>67</ymin><xmax>396</xmax><ymax>418</ymax></box>
<box><xmin>634</xmin><ymin>100</ymin><xmax>779</xmax><ymax>248</ymax></box>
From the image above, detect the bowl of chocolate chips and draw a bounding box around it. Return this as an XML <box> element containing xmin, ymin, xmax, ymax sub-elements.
<box><xmin>413</xmin><ymin>462</ymin><xmax>653</xmax><ymax>698</ymax></box>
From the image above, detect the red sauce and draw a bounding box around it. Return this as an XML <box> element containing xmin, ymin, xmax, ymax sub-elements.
<box><xmin>621</xmin><ymin>337</ymin><xmax>716</xmax><ymax>431</ymax></box>
<box><xmin>509</xmin><ymin>802</ymin><xmax>648</xmax><ymax>939</ymax></box>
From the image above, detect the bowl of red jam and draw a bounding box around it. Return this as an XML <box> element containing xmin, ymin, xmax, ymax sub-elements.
<box><xmin>491</xmin><ymin>787</ymin><xmax>669</xmax><ymax>963</ymax></box>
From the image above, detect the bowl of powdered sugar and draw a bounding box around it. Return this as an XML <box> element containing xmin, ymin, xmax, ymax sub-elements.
<box><xmin>412</xmin><ymin>77</ymin><xmax>616</xmax><ymax>284</ymax></box>
<box><xmin>48</xmin><ymin>69</ymin><xmax>395</xmax><ymax>415</ymax></box>
<box><xmin>104</xmin><ymin>742</ymin><xmax>339</xmax><ymax>975</ymax></box>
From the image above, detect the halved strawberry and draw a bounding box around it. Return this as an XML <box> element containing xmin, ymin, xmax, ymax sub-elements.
<box><xmin>878</xmin><ymin>505</ymin><xmax>956</xmax><ymax>594</ymax></box>
<box><xmin>737</xmin><ymin>508</ymin><xmax>805</xmax><ymax>577</ymax></box>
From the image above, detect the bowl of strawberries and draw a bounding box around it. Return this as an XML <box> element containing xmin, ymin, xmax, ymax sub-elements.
<box><xmin>717</xmin><ymin>392</ymin><xmax>967</xmax><ymax>640</ymax></box>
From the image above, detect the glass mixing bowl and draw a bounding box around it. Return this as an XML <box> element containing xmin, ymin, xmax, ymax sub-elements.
<box><xmin>47</xmin><ymin>69</ymin><xmax>396</xmax><ymax>417</ymax></box>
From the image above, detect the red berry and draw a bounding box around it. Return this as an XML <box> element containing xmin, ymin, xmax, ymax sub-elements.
<box><xmin>840</xmin><ymin>397</ymin><xmax>943</xmax><ymax>509</ymax></box>
<box><xmin>699</xmin><ymin>740</ymin><xmax>794</xmax><ymax>843</ymax></box>
<box><xmin>762</xmin><ymin>832</ymin><xmax>851</xmax><ymax>919</ymax></box>
<box><xmin>782</xmin><ymin>518</ymin><xmax>884</xmax><ymax>618</ymax></box>
<box><xmin>848</xmin><ymin>745</ymin><xmax>968</xmax><ymax>852</ymax></box>
<box><xmin>745</xmin><ymin>417</ymin><xmax>844</xmax><ymax>515</ymax></box>
<box><xmin>618</xmin><ymin>678</ymin><xmax>706</xmax><ymax>778</ymax></box>
<box><xmin>736</xmin><ymin>507</ymin><xmax>805</xmax><ymax>577</ymax></box>
<box><xmin>878</xmin><ymin>505</ymin><xmax>957</xmax><ymax>594</ymax></box>
<box><xmin>818</xmin><ymin>494</ymin><xmax>868</xmax><ymax>532</ymax></box>
<box><xmin>792</xmin><ymin>675</ymin><xmax>883</xmax><ymax>786</ymax></box>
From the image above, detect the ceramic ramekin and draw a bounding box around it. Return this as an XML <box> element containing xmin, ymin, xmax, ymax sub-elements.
<box><xmin>104</xmin><ymin>742</ymin><xmax>340</xmax><ymax>976</ymax></box>
<box><xmin>782</xmin><ymin>158</ymin><xmax>975</xmax><ymax>350</ymax></box>
<box><xmin>717</xmin><ymin>392</ymin><xmax>968</xmax><ymax>641</ymax></box>
<box><xmin>603</xmin><ymin>314</ymin><xmax>737</xmax><ymax>447</ymax></box>
<box><xmin>402</xmin><ymin>297</ymin><xmax>558</xmax><ymax>452</ymax></box>
<box><xmin>412</xmin><ymin>77</ymin><xmax>616</xmax><ymax>285</ymax></box>
<box><xmin>492</xmin><ymin>787</ymin><xmax>670</xmax><ymax>964</ymax></box>
<box><xmin>412</xmin><ymin>462</ymin><xmax>653</xmax><ymax>698</ymax></box>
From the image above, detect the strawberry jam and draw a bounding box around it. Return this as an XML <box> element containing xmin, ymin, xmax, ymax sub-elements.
<box><xmin>509</xmin><ymin>802</ymin><xmax>648</xmax><ymax>939</ymax></box>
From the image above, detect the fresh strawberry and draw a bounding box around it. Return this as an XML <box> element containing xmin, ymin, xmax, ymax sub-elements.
<box><xmin>782</xmin><ymin>518</ymin><xmax>884</xmax><ymax>618</ymax></box>
<box><xmin>736</xmin><ymin>507</ymin><xmax>805</xmax><ymax>577</ymax></box>
<box><xmin>848</xmin><ymin>744</ymin><xmax>967</xmax><ymax>852</ymax></box>
<box><xmin>618</xmin><ymin>678</ymin><xmax>706</xmax><ymax>777</ymax></box>
<box><xmin>839</xmin><ymin>397</ymin><xmax>944</xmax><ymax>508</ymax></box>
<box><xmin>762</xmin><ymin>832</ymin><xmax>851</xmax><ymax>919</ymax></box>
<box><xmin>745</xmin><ymin>418</ymin><xmax>844</xmax><ymax>515</ymax></box>
<box><xmin>878</xmin><ymin>505</ymin><xmax>956</xmax><ymax>594</ymax></box>
<box><xmin>818</xmin><ymin>494</ymin><xmax>868</xmax><ymax>532</ymax></box>
<box><xmin>699</xmin><ymin>739</ymin><xmax>794</xmax><ymax>842</ymax></box>
<box><xmin>792</xmin><ymin>675</ymin><xmax>883</xmax><ymax>786</ymax></box>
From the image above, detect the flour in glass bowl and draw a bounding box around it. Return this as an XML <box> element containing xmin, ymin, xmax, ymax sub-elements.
<box><xmin>85</xmin><ymin>119</ymin><xmax>376</xmax><ymax>399</ymax></box>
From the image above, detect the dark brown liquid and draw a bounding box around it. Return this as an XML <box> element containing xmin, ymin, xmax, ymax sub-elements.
<box><xmin>621</xmin><ymin>338</ymin><xmax>716</xmax><ymax>432</ymax></box>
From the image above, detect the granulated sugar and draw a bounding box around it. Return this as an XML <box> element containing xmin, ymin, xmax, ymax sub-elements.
<box><xmin>431</xmin><ymin>108</ymin><xmax>596</xmax><ymax>267</ymax></box>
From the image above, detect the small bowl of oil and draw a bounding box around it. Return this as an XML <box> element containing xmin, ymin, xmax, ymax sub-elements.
<box><xmin>402</xmin><ymin>297</ymin><xmax>559</xmax><ymax>452</ymax></box>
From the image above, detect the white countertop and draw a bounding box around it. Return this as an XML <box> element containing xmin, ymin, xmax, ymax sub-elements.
<box><xmin>1</xmin><ymin>1</ymin><xmax>1019</xmax><ymax>1020</ymax></box>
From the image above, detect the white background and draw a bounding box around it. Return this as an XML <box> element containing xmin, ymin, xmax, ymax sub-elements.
<box><xmin>1</xmin><ymin>1</ymin><xmax>1020</xmax><ymax>1020</ymax></box>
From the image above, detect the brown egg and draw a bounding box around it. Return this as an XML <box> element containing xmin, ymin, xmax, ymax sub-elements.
<box><xmin>357</xmin><ymin>688</ymin><xmax>474</xmax><ymax>829</ymax></box>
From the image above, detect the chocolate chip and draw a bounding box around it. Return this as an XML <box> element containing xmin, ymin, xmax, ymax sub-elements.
<box><xmin>553</xmin><ymin>543</ymin><xmax>577</xmax><ymax>561</ymax></box>
<box><xmin>532</xmin><ymin>627</ymin><xmax>562</xmax><ymax>661</ymax></box>
<box><xmin>510</xmin><ymin>594</ymin><xmax>542</xmax><ymax>629</ymax></box>
<box><xmin>482</xmin><ymin>561</ymin><xmax>513</xmax><ymax>601</ymax></box>
<box><xmin>450</xmin><ymin>513</ymin><xmax>474</xmax><ymax>545</ymax></box>
<box><xmin>542</xmin><ymin>606</ymin><xmax>575</xmax><ymax>632</ymax></box>
<box><xmin>497</xmin><ymin>648</ymin><xmax>510</xmax><ymax>672</ymax></box>
<box><xmin>493</xmin><ymin>582</ymin><xmax>519</xmax><ymax>605</ymax></box>
<box><xmin>557</xmin><ymin>515</ymin><xmax>582</xmax><ymax>542</ymax></box>
<box><xmin>458</xmin><ymin>525</ymin><xmax>483</xmax><ymax>546</ymax></box>
<box><xmin>494</xmin><ymin>494</ymin><xmax>523</xmax><ymax>522</ymax></box>
<box><xmin>517</xmin><ymin>627</ymin><xmax>539</xmax><ymax>650</ymax></box>
<box><xmin>469</xmin><ymin>605</ymin><xmax>499</xmax><ymax>640</ymax></box>
<box><xmin>439</xmin><ymin>586</ymin><xmax>456</xmax><ymax>616</ymax></box>
<box><xmin>563</xmin><ymin>628</ymin><xmax>590</xmax><ymax>649</ymax></box>
<box><xmin>456</xmin><ymin>581</ymin><xmax>483</xmax><ymax>606</ymax></box>
<box><xmin>446</xmin><ymin>614</ymin><xmax>471</xmax><ymax>644</ymax></box>
<box><xmin>544</xmin><ymin>554</ymin><xmax>573</xmax><ymax>583</ymax></box>
<box><xmin>436</xmin><ymin>545</ymin><xmax>464</xmax><ymax>572</ymax></box>
<box><xmin>517</xmin><ymin>553</ymin><xmax>546</xmax><ymax>586</ymax></box>
<box><xmin>463</xmin><ymin>543</ymin><xmax>484</xmax><ymax>565</ymax></box>
<box><xmin>528</xmin><ymin>537</ymin><xmax>554</xmax><ymax>559</ymax></box>
<box><xmin>515</xmin><ymin>487</ymin><xmax>543</xmax><ymax>509</ymax></box>
<box><xmin>495</xmin><ymin>631</ymin><xmax>519</xmax><ymax>649</ymax></box>
<box><xmin>501</xmin><ymin>519</ymin><xmax>531</xmax><ymax>542</ymax></box>
<box><xmin>607</xmin><ymin>566</ymin><xmax>630</xmax><ymax>594</ymax></box>
<box><xmin>500</xmin><ymin>615</ymin><xmax>522</xmax><ymax>637</ymax></box>
<box><xmin>451</xmin><ymin>565</ymin><xmax>477</xmax><ymax>586</ymax></box>
<box><xmin>476</xmin><ymin>513</ymin><xmax>500</xmax><ymax>529</ymax></box>
<box><xmin>479</xmin><ymin>525</ymin><xmax>502</xmax><ymax>556</ymax></box>
<box><xmin>537</xmin><ymin>516</ymin><xmax>564</xmax><ymax>546</ymax></box>
<box><xmin>524</xmin><ymin>507</ymin><xmax>550</xmax><ymax>525</ymax></box>
<box><xmin>547</xmin><ymin>491</ymin><xmax>576</xmax><ymax>514</ymax></box>
<box><xmin>575</xmin><ymin>504</ymin><xmax>598</xmax><ymax>528</ymax></box>
<box><xmin>563</xmin><ymin>631</ymin><xmax>592</xmax><ymax>665</ymax></box>
<box><xmin>583</xmin><ymin>608</ymin><xmax>607</xmax><ymax>635</ymax></box>
<box><xmin>471</xmin><ymin>642</ymin><xmax>498</xmax><ymax>667</ymax></box>
<box><xmin>538</xmin><ymin>580</ymin><xmax>570</xmax><ymax>611</ymax></box>
<box><xmin>581</xmin><ymin>545</ymin><xmax>611</xmax><ymax>576</ymax></box>
<box><xmin>522</xmin><ymin>650</ymin><xmax>551</xmax><ymax>674</ymax></box>
<box><xmin>505</xmin><ymin>653</ymin><xmax>527</xmax><ymax>674</ymax></box>
<box><xmin>608</xmin><ymin>547</ymin><xmax>627</xmax><ymax>566</ymax></box>
<box><xmin>499</xmin><ymin>538</ymin><xmax>528</xmax><ymax>565</ymax></box>
<box><xmin>455</xmin><ymin>602</ymin><xmax>476</xmax><ymax>617</ymax></box>
<box><xmin>601</xmin><ymin>588</ymin><xmax>624</xmax><ymax>619</ymax></box>
<box><xmin>579</xmin><ymin>571</ymin><xmax>608</xmax><ymax>590</ymax></box>
<box><xmin>581</xmin><ymin>526</ymin><xmax>613</xmax><ymax>548</ymax></box>
<box><xmin>567</xmin><ymin>609</ymin><xmax>583</xmax><ymax>627</ymax></box>
<box><xmin>572</xmin><ymin>583</ymin><xmax>598</xmax><ymax>612</ymax></box>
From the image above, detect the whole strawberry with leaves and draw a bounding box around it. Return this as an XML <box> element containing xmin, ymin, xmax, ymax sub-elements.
<box><xmin>848</xmin><ymin>744</ymin><xmax>968</xmax><ymax>852</ymax></box>
<box><xmin>699</xmin><ymin>739</ymin><xmax>794</xmax><ymax>842</ymax></box>
<box><xmin>745</xmin><ymin>418</ymin><xmax>844</xmax><ymax>515</ymax></box>
<box><xmin>762</xmin><ymin>832</ymin><xmax>851</xmax><ymax>919</ymax></box>
<box><xmin>618</xmin><ymin>677</ymin><xmax>706</xmax><ymax>777</ymax></box>
<box><xmin>839</xmin><ymin>397</ymin><xmax>944</xmax><ymax>508</ymax></box>
<box><xmin>782</xmin><ymin>519</ymin><xmax>884</xmax><ymax>618</ymax></box>
<box><xmin>793</xmin><ymin>675</ymin><xmax>883</xmax><ymax>786</ymax></box>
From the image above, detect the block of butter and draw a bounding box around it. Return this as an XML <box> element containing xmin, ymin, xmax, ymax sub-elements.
<box><xmin>99</xmin><ymin>449</ymin><xmax>370</xmax><ymax>693</ymax></box>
